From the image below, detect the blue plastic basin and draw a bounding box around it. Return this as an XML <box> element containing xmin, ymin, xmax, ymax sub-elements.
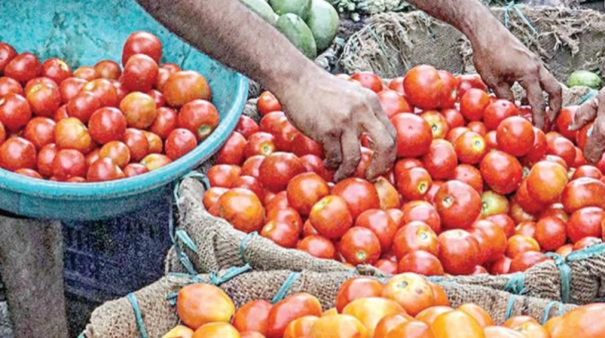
<box><xmin>0</xmin><ymin>0</ymin><xmax>248</xmax><ymax>221</ymax></box>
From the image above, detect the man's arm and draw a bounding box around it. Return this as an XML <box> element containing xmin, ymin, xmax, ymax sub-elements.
<box><xmin>136</xmin><ymin>0</ymin><xmax>396</xmax><ymax>181</ymax></box>
<box><xmin>408</xmin><ymin>0</ymin><xmax>562</xmax><ymax>130</ymax></box>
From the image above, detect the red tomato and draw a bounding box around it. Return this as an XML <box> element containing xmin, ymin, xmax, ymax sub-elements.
<box><xmin>87</xmin><ymin>157</ymin><xmax>125</xmax><ymax>182</ymax></box>
<box><xmin>257</xmin><ymin>91</ymin><xmax>282</xmax><ymax>116</ymax></box>
<box><xmin>398</xmin><ymin>250</ymin><xmax>444</xmax><ymax>276</ymax></box>
<box><xmin>287</xmin><ymin>172</ymin><xmax>330</xmax><ymax>216</ymax></box>
<box><xmin>37</xmin><ymin>143</ymin><xmax>57</xmax><ymax>177</ymax></box>
<box><xmin>266</xmin><ymin>293</ymin><xmax>322</xmax><ymax>338</ymax></box>
<box><xmin>388</xmin><ymin>77</ymin><xmax>405</xmax><ymax>95</ymax></box>
<box><xmin>59</xmin><ymin>77</ymin><xmax>87</xmax><ymax>103</ymax></box>
<box><xmin>52</xmin><ymin>149</ymin><xmax>87</xmax><ymax>179</ymax></box>
<box><xmin>0</xmin><ymin>136</ymin><xmax>37</xmax><ymax>171</ymax></box>
<box><xmin>453</xmin><ymin>131</ymin><xmax>487</xmax><ymax>164</ymax></box>
<box><xmin>378</xmin><ymin>89</ymin><xmax>412</xmax><ymax>118</ymax></box>
<box><xmin>561</xmin><ymin>177</ymin><xmax>605</xmax><ymax>213</ymax></box>
<box><xmin>506</xmin><ymin>235</ymin><xmax>540</xmax><ymax>258</ymax></box>
<box><xmin>554</xmin><ymin>106</ymin><xmax>577</xmax><ymax>142</ymax></box>
<box><xmin>309</xmin><ymin>195</ymin><xmax>353</xmax><ymax>239</ymax></box>
<box><xmin>460</xmin><ymin>88</ymin><xmax>490</xmax><ymax>121</ymax></box>
<box><xmin>438</xmin><ymin>229</ymin><xmax>481</xmax><ymax>275</ymax></box>
<box><xmin>67</xmin><ymin>91</ymin><xmax>102</xmax><ymax>123</ymax></box>
<box><xmin>573</xmin><ymin>236</ymin><xmax>602</xmax><ymax>250</ymax></box>
<box><xmin>219</xmin><ymin>188</ymin><xmax>265</xmax><ymax>233</ymax></box>
<box><xmin>567</xmin><ymin>207</ymin><xmax>604</xmax><ymax>243</ymax></box>
<box><xmin>147</xmin><ymin>107</ymin><xmax>177</xmax><ymax>140</ymax></box>
<box><xmin>391</xmin><ymin>112</ymin><xmax>433</xmax><ymax>158</ymax></box>
<box><xmin>572</xmin><ymin>165</ymin><xmax>602</xmax><ymax>180</ymax></box>
<box><xmin>483</xmin><ymin>99</ymin><xmax>519</xmax><ymax>131</ymax></box>
<box><xmin>123</xmin><ymin>163</ymin><xmax>148</xmax><ymax>177</ymax></box>
<box><xmin>392</xmin><ymin>221</ymin><xmax>439</xmax><ymax>259</ymax></box>
<box><xmin>467</xmin><ymin>121</ymin><xmax>487</xmax><ymax>136</ymax></box>
<box><xmin>338</xmin><ymin>227</ymin><xmax>382</xmax><ymax>265</ymax></box>
<box><xmin>291</xmin><ymin>133</ymin><xmax>324</xmax><ymax>158</ymax></box>
<box><xmin>396</xmin><ymin>167</ymin><xmax>432</xmax><ymax>200</ymax></box>
<box><xmin>0</xmin><ymin>93</ymin><xmax>31</xmax><ymax>132</ymax></box>
<box><xmin>438</xmin><ymin>70</ymin><xmax>458</xmax><ymax>109</ymax></box>
<box><xmin>332</xmin><ymin>177</ymin><xmax>380</xmax><ymax>218</ymax></box>
<box><xmin>457</xmin><ymin>74</ymin><xmax>488</xmax><ymax>98</ymax></box>
<box><xmin>88</xmin><ymin>107</ymin><xmax>127</xmax><ymax>145</ymax></box>
<box><xmin>233</xmin><ymin>175</ymin><xmax>265</xmax><ymax>200</ymax></box>
<box><xmin>26</xmin><ymin>82</ymin><xmax>61</xmax><ymax>118</ymax></box>
<box><xmin>452</xmin><ymin>164</ymin><xmax>483</xmax><ymax>193</ymax></box>
<box><xmin>496</xmin><ymin>116</ymin><xmax>535</xmax><ymax>157</ymax></box>
<box><xmin>54</xmin><ymin>117</ymin><xmax>92</xmax><ymax>153</ymax></box>
<box><xmin>140</xmin><ymin>153</ymin><xmax>172</xmax><ymax>171</ymax></box>
<box><xmin>351</xmin><ymin>72</ymin><xmax>383</xmax><ymax>93</ymax></box>
<box><xmin>163</xmin><ymin>70</ymin><xmax>210</xmax><ymax>107</ymax></box>
<box><xmin>23</xmin><ymin>117</ymin><xmax>55</xmax><ymax>149</ymax></box>
<box><xmin>4</xmin><ymin>53</ymin><xmax>41</xmax><ymax>83</ymax></box>
<box><xmin>259</xmin><ymin>112</ymin><xmax>299</xmax><ymax>152</ymax></box>
<box><xmin>509</xmin><ymin>251</ymin><xmax>549</xmax><ymax>273</ymax></box>
<box><xmin>177</xmin><ymin>99</ymin><xmax>220</xmax><ymax>141</ymax></box>
<box><xmin>99</xmin><ymin>141</ymin><xmax>131</xmax><ymax>168</ymax></box>
<box><xmin>480</xmin><ymin>150</ymin><xmax>522</xmax><ymax>195</ymax></box>
<box><xmin>520</xmin><ymin>128</ymin><xmax>548</xmax><ymax>166</ymax></box>
<box><xmin>547</xmin><ymin>136</ymin><xmax>576</xmax><ymax>168</ymax></box>
<box><xmin>207</xmin><ymin>164</ymin><xmax>241</xmax><ymax>188</ymax></box>
<box><xmin>241</xmin><ymin>155</ymin><xmax>264</xmax><ymax>178</ymax></box>
<box><xmin>165</xmin><ymin>128</ymin><xmax>197</xmax><ymax>160</ymax></box>
<box><xmin>258</xmin><ymin>152</ymin><xmax>305</xmax><ymax>192</ymax></box>
<box><xmin>94</xmin><ymin>60</ymin><xmax>121</xmax><ymax>80</ymax></box>
<box><xmin>216</xmin><ymin>132</ymin><xmax>247</xmax><ymax>165</ymax></box>
<box><xmin>73</xmin><ymin>66</ymin><xmax>98</xmax><ymax>81</ymax></box>
<box><xmin>484</xmin><ymin>214</ymin><xmax>515</xmax><ymax>238</ymax></box>
<box><xmin>119</xmin><ymin>92</ymin><xmax>157</xmax><ymax>129</ymax></box>
<box><xmin>261</xmin><ymin>220</ymin><xmax>299</xmax><ymax>248</ymax></box>
<box><xmin>434</xmin><ymin>180</ymin><xmax>482</xmax><ymax>230</ymax></box>
<box><xmin>15</xmin><ymin>168</ymin><xmax>43</xmax><ymax>179</ymax></box>
<box><xmin>122</xmin><ymin>31</ymin><xmax>162</xmax><ymax>65</ymax></box>
<box><xmin>421</xmin><ymin>110</ymin><xmax>450</xmax><ymax>140</ymax></box>
<box><xmin>473</xmin><ymin>219</ymin><xmax>507</xmax><ymax>263</ymax></box>
<box><xmin>442</xmin><ymin>108</ymin><xmax>465</xmax><ymax>129</ymax></box>
<box><xmin>120</xmin><ymin>54</ymin><xmax>158</xmax><ymax>92</ymax></box>
<box><xmin>446</xmin><ymin>126</ymin><xmax>469</xmax><ymax>144</ymax></box>
<box><xmin>245</xmin><ymin>132</ymin><xmax>276</xmax><ymax>158</ymax></box>
<box><xmin>422</xmin><ymin>140</ymin><xmax>457</xmax><ymax>180</ymax></box>
<box><xmin>0</xmin><ymin>77</ymin><xmax>23</xmax><ymax>97</ymax></box>
<box><xmin>24</xmin><ymin>77</ymin><xmax>57</xmax><ymax>96</ymax></box>
<box><xmin>300</xmin><ymin>154</ymin><xmax>334</xmax><ymax>182</ymax></box>
<box><xmin>403</xmin><ymin>65</ymin><xmax>445</xmax><ymax>110</ymax></box>
<box><xmin>401</xmin><ymin>201</ymin><xmax>441</xmax><ymax>233</ymax></box>
<box><xmin>336</xmin><ymin>277</ymin><xmax>384</xmax><ymax>313</ymax></box>
<box><xmin>355</xmin><ymin>209</ymin><xmax>398</xmax><ymax>251</ymax></box>
<box><xmin>236</xmin><ymin>115</ymin><xmax>260</xmax><ymax>139</ymax></box>
<box><xmin>535</xmin><ymin>216</ymin><xmax>567</xmax><ymax>251</ymax></box>
<box><xmin>297</xmin><ymin>235</ymin><xmax>336</xmax><ymax>259</ymax></box>
<box><xmin>526</xmin><ymin>161</ymin><xmax>568</xmax><ymax>205</ymax></box>
<box><xmin>0</xmin><ymin>43</ymin><xmax>17</xmax><ymax>74</ymax></box>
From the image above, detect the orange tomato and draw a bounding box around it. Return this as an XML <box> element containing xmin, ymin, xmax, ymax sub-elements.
<box><xmin>163</xmin><ymin>325</ymin><xmax>194</xmax><ymax>338</ymax></box>
<box><xmin>374</xmin><ymin>314</ymin><xmax>412</xmax><ymax>338</ymax></box>
<box><xmin>335</xmin><ymin>277</ymin><xmax>384</xmax><ymax>313</ymax></box>
<box><xmin>283</xmin><ymin>315</ymin><xmax>319</xmax><ymax>338</ymax></box>
<box><xmin>431</xmin><ymin>310</ymin><xmax>485</xmax><ymax>338</ymax></box>
<box><xmin>177</xmin><ymin>283</ymin><xmax>235</xmax><ymax>330</ymax></box>
<box><xmin>457</xmin><ymin>304</ymin><xmax>494</xmax><ymax>328</ymax></box>
<box><xmin>342</xmin><ymin>297</ymin><xmax>406</xmax><ymax>337</ymax></box>
<box><xmin>233</xmin><ymin>300</ymin><xmax>272</xmax><ymax>335</ymax></box>
<box><xmin>502</xmin><ymin>316</ymin><xmax>538</xmax><ymax>329</ymax></box>
<box><xmin>429</xmin><ymin>283</ymin><xmax>450</xmax><ymax>306</ymax></box>
<box><xmin>415</xmin><ymin>306</ymin><xmax>454</xmax><ymax>326</ymax></box>
<box><xmin>266</xmin><ymin>293</ymin><xmax>322</xmax><ymax>338</ymax></box>
<box><xmin>240</xmin><ymin>332</ymin><xmax>265</xmax><ymax>338</ymax></box>
<box><xmin>512</xmin><ymin>321</ymin><xmax>549</xmax><ymax>338</ymax></box>
<box><xmin>386</xmin><ymin>320</ymin><xmax>435</xmax><ymax>338</ymax></box>
<box><xmin>309</xmin><ymin>314</ymin><xmax>368</xmax><ymax>338</ymax></box>
<box><xmin>482</xmin><ymin>326</ymin><xmax>525</xmax><ymax>338</ymax></box>
<box><xmin>550</xmin><ymin>304</ymin><xmax>605</xmax><ymax>338</ymax></box>
<box><xmin>382</xmin><ymin>273</ymin><xmax>435</xmax><ymax>316</ymax></box>
<box><xmin>192</xmin><ymin>323</ymin><xmax>240</xmax><ymax>338</ymax></box>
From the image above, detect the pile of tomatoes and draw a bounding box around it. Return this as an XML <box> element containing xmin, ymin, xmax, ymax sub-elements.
<box><xmin>204</xmin><ymin>65</ymin><xmax>605</xmax><ymax>277</ymax></box>
<box><xmin>0</xmin><ymin>31</ymin><xmax>218</xmax><ymax>182</ymax></box>
<box><xmin>166</xmin><ymin>272</ymin><xmax>605</xmax><ymax>338</ymax></box>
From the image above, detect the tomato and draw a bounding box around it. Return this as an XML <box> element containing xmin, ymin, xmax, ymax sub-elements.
<box><xmin>22</xmin><ymin>117</ymin><xmax>55</xmax><ymax>150</ymax></box>
<box><xmin>163</xmin><ymin>70</ymin><xmax>210</xmax><ymax>107</ymax></box>
<box><xmin>177</xmin><ymin>283</ymin><xmax>234</xmax><ymax>330</ymax></box>
<box><xmin>141</xmin><ymin>109</ymin><xmax>174</xmax><ymax>141</ymax></box>
<box><xmin>245</xmin><ymin>132</ymin><xmax>276</xmax><ymax>158</ymax></box>
<box><xmin>146</xmin><ymin>89</ymin><xmax>165</xmax><ymax>108</ymax></box>
<box><xmin>119</xmin><ymin>128</ymin><xmax>148</xmax><ymax>162</ymax></box>
<box><xmin>257</xmin><ymin>152</ymin><xmax>305</xmax><ymax>192</ymax></box>
<box><xmin>144</xmin><ymin>131</ymin><xmax>162</xmax><ymax>155</ymax></box>
<box><xmin>86</xmin><ymin>157</ymin><xmax>125</xmax><ymax>182</ymax></box>
<box><xmin>0</xmin><ymin>136</ymin><xmax>36</xmax><ymax>171</ymax></box>
<box><xmin>35</xmin><ymin>143</ymin><xmax>57</xmax><ymax>177</ymax></box>
<box><xmin>506</xmin><ymin>235</ymin><xmax>540</xmax><ymax>258</ymax></box>
<box><xmin>4</xmin><ymin>53</ymin><xmax>41</xmax><ymax>83</ymax></box>
<box><xmin>431</xmin><ymin>310</ymin><xmax>485</xmax><ymax>338</ymax></box>
<box><xmin>467</xmin><ymin>121</ymin><xmax>487</xmax><ymax>136</ymax></box>
<box><xmin>375</xmin><ymin>177</ymin><xmax>402</xmax><ymax>210</ymax></box>
<box><xmin>440</xmin><ymin>109</ymin><xmax>463</xmax><ymax>130</ymax></box>
<box><xmin>452</xmin><ymin>164</ymin><xmax>483</xmax><ymax>193</ymax></box>
<box><xmin>550</xmin><ymin>303</ymin><xmax>605</xmax><ymax>338</ymax></box>
<box><xmin>457</xmin><ymin>74</ymin><xmax>488</xmax><ymax>98</ymax></box>
<box><xmin>397</xmin><ymin>250</ymin><xmax>444</xmax><ymax>276</ymax></box>
<box><xmin>23</xmin><ymin>82</ymin><xmax>60</xmax><ymax>118</ymax></box>
<box><xmin>401</xmin><ymin>201</ymin><xmax>441</xmax><ymax>233</ymax></box>
<box><xmin>266</xmin><ymin>293</ymin><xmax>322</xmax><ymax>338</ymax></box>
<box><xmin>483</xmin><ymin>327</ymin><xmax>525</xmax><ymax>338</ymax></box>
<box><xmin>203</xmin><ymin>187</ymin><xmax>229</xmax><ymax>211</ymax></box>
<box><xmin>307</xmin><ymin>195</ymin><xmax>352</xmax><ymax>239</ymax></box>
<box><xmin>572</xmin><ymin>165</ymin><xmax>602</xmax><ymax>180</ymax></box>
<box><xmin>396</xmin><ymin>167</ymin><xmax>432</xmax><ymax>200</ymax></box>
<box><xmin>388</xmin><ymin>77</ymin><xmax>405</xmax><ymax>95</ymax></box>
<box><xmin>567</xmin><ymin>207</ymin><xmax>604</xmax><ymax>243</ymax></box>
<box><xmin>285</xmin><ymin>172</ymin><xmax>329</xmax><ymax>216</ymax></box>
<box><xmin>54</xmin><ymin>117</ymin><xmax>92</xmax><ymax>153</ymax></box>
<box><xmin>99</xmin><ymin>141</ymin><xmax>130</xmax><ymax>168</ymax></box>
<box><xmin>434</xmin><ymin>180</ymin><xmax>481</xmax><ymax>230</ymax></box>
<box><xmin>123</xmin><ymin>163</ymin><xmax>148</xmax><ymax>177</ymax></box>
<box><xmin>232</xmin><ymin>299</ymin><xmax>273</xmax><ymax>336</ymax></box>
<box><xmin>561</xmin><ymin>177</ymin><xmax>605</xmax><ymax>213</ymax></box>
<box><xmin>256</xmin><ymin>91</ymin><xmax>282</xmax><ymax>116</ymax></box>
<box><xmin>381</xmin><ymin>273</ymin><xmax>434</xmax><ymax>316</ymax></box>
<box><xmin>392</xmin><ymin>221</ymin><xmax>439</xmax><ymax>259</ymax></box>
<box><xmin>573</xmin><ymin>236</ymin><xmax>602</xmax><ymax>250</ymax></box>
<box><xmin>73</xmin><ymin>66</ymin><xmax>98</xmax><ymax>81</ymax></box>
<box><xmin>350</xmin><ymin>72</ymin><xmax>383</xmax><ymax>92</ymax></box>
<box><xmin>483</xmin><ymin>99</ymin><xmax>519</xmax><ymax>130</ymax></box>
<box><xmin>52</xmin><ymin>149</ymin><xmax>86</xmax><ymax>180</ymax></box>
<box><xmin>480</xmin><ymin>150</ymin><xmax>522</xmax><ymax>195</ymax></box>
<box><xmin>24</xmin><ymin>77</ymin><xmax>57</xmax><ymax>96</ymax></box>
<box><xmin>218</xmin><ymin>188</ymin><xmax>264</xmax><ymax>233</ymax></box>
<box><xmin>0</xmin><ymin>77</ymin><xmax>23</xmax><ymax>98</ymax></box>
<box><xmin>403</xmin><ymin>65</ymin><xmax>445</xmax><ymax>110</ymax></box>
<box><xmin>438</xmin><ymin>70</ymin><xmax>458</xmax><ymax>109</ymax></box>
<box><xmin>438</xmin><ymin>229</ymin><xmax>481</xmax><ymax>275</ymax></box>
<box><xmin>483</xmin><ymin>214</ymin><xmax>513</xmax><ymax>238</ymax></box>
<box><xmin>119</xmin><ymin>91</ymin><xmax>157</xmax><ymax>129</ymax></box>
<box><xmin>416</xmin><ymin>306</ymin><xmax>455</xmax><ymax>327</ymax></box>
<box><xmin>259</xmin><ymin>111</ymin><xmax>299</xmax><ymax>151</ymax></box>
<box><xmin>515</xmin><ymin>221</ymin><xmax>536</xmax><ymax>238</ymax></box>
<box><xmin>484</xmin><ymin>131</ymin><xmax>498</xmax><ymax>152</ymax></box>
<box><xmin>92</xmin><ymin>60</ymin><xmax>121</xmax><ymax>81</ymax></box>
<box><xmin>165</xmin><ymin>128</ymin><xmax>198</xmax><ymax>160</ymax></box>
<box><xmin>525</xmin><ymin>160</ymin><xmax>568</xmax><ymax>205</ymax></box>
<box><xmin>472</xmin><ymin>219</ymin><xmax>507</xmax><ymax>263</ymax></box>
<box><xmin>547</xmin><ymin>136</ymin><xmax>575</xmax><ymax>168</ymax></box>
<box><xmin>284</xmin><ymin>316</ymin><xmax>320</xmax><ymax>338</ymax></box>
<box><xmin>460</xmin><ymin>88</ymin><xmax>490</xmax><ymax>121</ymax></box>
<box><xmin>422</xmin><ymin>140</ymin><xmax>457</xmax><ymax>180</ymax></box>
<box><xmin>338</xmin><ymin>227</ymin><xmax>382</xmax><ymax>265</ymax></box>
<box><xmin>310</xmin><ymin>314</ymin><xmax>370</xmax><ymax>338</ymax></box>
<box><xmin>554</xmin><ymin>106</ymin><xmax>577</xmax><ymax>142</ymax></box>
<box><xmin>489</xmin><ymin>256</ymin><xmax>512</xmax><ymax>274</ymax></box>
<box><xmin>140</xmin><ymin>153</ymin><xmax>171</xmax><ymax>171</ymax></box>
<box><xmin>534</xmin><ymin>216</ymin><xmax>567</xmax><ymax>251</ymax></box>
<box><xmin>81</xmin><ymin>79</ymin><xmax>118</xmax><ymax>108</ymax></box>
<box><xmin>241</xmin><ymin>155</ymin><xmax>264</xmax><ymax>178</ymax></box>
<box><xmin>453</xmin><ymin>131</ymin><xmax>486</xmax><ymax>164</ymax></box>
<box><xmin>390</xmin><ymin>113</ymin><xmax>432</xmax><ymax>157</ymax></box>
<box><xmin>232</xmin><ymin>175</ymin><xmax>263</xmax><ymax>200</ymax></box>
<box><xmin>265</xmin><ymin>191</ymin><xmax>289</xmax><ymax>212</ymax></box>
<box><xmin>343</xmin><ymin>297</ymin><xmax>405</xmax><ymax>337</ymax></box>
<box><xmin>0</xmin><ymin>93</ymin><xmax>31</xmax><ymax>132</ymax></box>
<box><xmin>215</xmin><ymin>132</ymin><xmax>246</xmax><ymax>165</ymax></box>
<box><xmin>375</xmin><ymin>258</ymin><xmax>398</xmax><ymax>275</ymax></box>
<box><xmin>374</xmin><ymin>314</ymin><xmax>411</xmax><ymax>338</ymax></box>
<box><xmin>330</xmin><ymin>178</ymin><xmax>379</xmax><ymax>218</ymax></box>
<box><xmin>446</xmin><ymin>126</ymin><xmax>469</xmax><ymax>143</ymax></box>
<box><xmin>509</xmin><ymin>251</ymin><xmax>548</xmax><ymax>272</ymax></box>
<box><xmin>177</xmin><ymin>100</ymin><xmax>219</xmax><ymax>141</ymax></box>
<box><xmin>514</xmin><ymin>180</ymin><xmax>546</xmax><ymax>215</ymax></box>
<box><xmin>14</xmin><ymin>168</ymin><xmax>42</xmax><ymax>179</ymax></box>
<box><xmin>291</xmin><ymin>133</ymin><xmax>324</xmax><ymax>158</ymax></box>
<box><xmin>297</xmin><ymin>235</ymin><xmax>336</xmax><ymax>259</ymax></box>
<box><xmin>261</xmin><ymin>220</ymin><xmax>299</xmax><ymax>248</ymax></box>
<box><xmin>87</xmin><ymin>107</ymin><xmax>126</xmax><ymax>145</ymax></box>
<box><xmin>355</xmin><ymin>209</ymin><xmax>398</xmax><ymax>251</ymax></box>
<box><xmin>0</xmin><ymin>43</ymin><xmax>17</xmax><ymax>73</ymax></box>
<box><xmin>457</xmin><ymin>304</ymin><xmax>493</xmax><ymax>328</ymax></box>
<box><xmin>336</xmin><ymin>277</ymin><xmax>384</xmax><ymax>313</ymax></box>
<box><xmin>378</xmin><ymin>89</ymin><xmax>412</xmax><ymax>118</ymax></box>
<box><xmin>496</xmin><ymin>116</ymin><xmax>534</xmax><ymax>157</ymax></box>
<box><xmin>58</xmin><ymin>77</ymin><xmax>86</xmax><ymax>103</ymax></box>
<box><xmin>420</xmin><ymin>110</ymin><xmax>449</xmax><ymax>140</ymax></box>
<box><xmin>236</xmin><ymin>116</ymin><xmax>259</xmax><ymax>140</ymax></box>
<box><xmin>120</xmin><ymin>54</ymin><xmax>158</xmax><ymax>92</ymax></box>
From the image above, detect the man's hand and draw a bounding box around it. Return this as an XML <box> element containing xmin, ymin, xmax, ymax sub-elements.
<box><xmin>569</xmin><ymin>88</ymin><xmax>605</xmax><ymax>163</ymax></box>
<box><xmin>407</xmin><ymin>0</ymin><xmax>562</xmax><ymax>130</ymax></box>
<box><xmin>471</xmin><ymin>26</ymin><xmax>562</xmax><ymax>130</ymax></box>
<box><xmin>278</xmin><ymin>70</ymin><xmax>396</xmax><ymax>181</ymax></box>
